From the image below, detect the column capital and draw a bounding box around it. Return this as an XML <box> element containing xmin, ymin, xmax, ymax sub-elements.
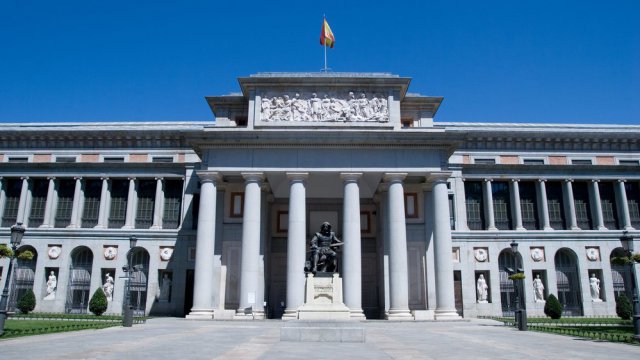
<box><xmin>340</xmin><ymin>172</ymin><xmax>362</xmax><ymax>182</ymax></box>
<box><xmin>511</xmin><ymin>178</ymin><xmax>520</xmax><ymax>183</ymax></box>
<box><xmin>383</xmin><ymin>172</ymin><xmax>407</xmax><ymax>183</ymax></box>
<box><xmin>286</xmin><ymin>172</ymin><xmax>308</xmax><ymax>183</ymax></box>
<box><xmin>483</xmin><ymin>178</ymin><xmax>493</xmax><ymax>182</ymax></box>
<box><xmin>127</xmin><ymin>176</ymin><xmax>136</xmax><ymax>181</ymax></box>
<box><xmin>538</xmin><ymin>178</ymin><xmax>547</xmax><ymax>183</ymax></box>
<box><xmin>618</xmin><ymin>179</ymin><xmax>627</xmax><ymax>183</ymax></box>
<box><xmin>241</xmin><ymin>172</ymin><xmax>265</xmax><ymax>183</ymax></box>
<box><xmin>591</xmin><ymin>179</ymin><xmax>600</xmax><ymax>183</ymax></box>
<box><xmin>564</xmin><ymin>178</ymin><xmax>574</xmax><ymax>183</ymax></box>
<box><xmin>47</xmin><ymin>176</ymin><xmax>56</xmax><ymax>181</ymax></box>
<box><xmin>426</xmin><ymin>171</ymin><xmax>452</xmax><ymax>184</ymax></box>
<box><xmin>155</xmin><ymin>177</ymin><xmax>165</xmax><ymax>182</ymax></box>
<box><xmin>196</xmin><ymin>171</ymin><xmax>221</xmax><ymax>184</ymax></box>
<box><xmin>20</xmin><ymin>176</ymin><xmax>29</xmax><ymax>180</ymax></box>
<box><xmin>74</xmin><ymin>176</ymin><xmax>83</xmax><ymax>181</ymax></box>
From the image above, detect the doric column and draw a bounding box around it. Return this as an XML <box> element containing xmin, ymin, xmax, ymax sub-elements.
<box><xmin>510</xmin><ymin>179</ymin><xmax>525</xmax><ymax>230</ymax></box>
<box><xmin>40</xmin><ymin>177</ymin><xmax>56</xmax><ymax>228</ymax></box>
<box><xmin>151</xmin><ymin>178</ymin><xmax>164</xmax><ymax>229</ymax></box>
<box><xmin>590</xmin><ymin>180</ymin><xmax>606</xmax><ymax>230</ymax></box>
<box><xmin>563</xmin><ymin>179</ymin><xmax>579</xmax><ymax>230</ymax></box>
<box><xmin>341</xmin><ymin>172</ymin><xmax>364</xmax><ymax>318</ymax></box>
<box><xmin>187</xmin><ymin>172</ymin><xmax>220</xmax><ymax>319</ymax></box>
<box><xmin>483</xmin><ymin>178</ymin><xmax>497</xmax><ymax>230</ymax></box>
<box><xmin>429</xmin><ymin>173</ymin><xmax>461</xmax><ymax>320</ymax></box>
<box><xmin>537</xmin><ymin>179</ymin><xmax>552</xmax><ymax>230</ymax></box>
<box><xmin>16</xmin><ymin>177</ymin><xmax>29</xmax><ymax>224</ymax></box>
<box><xmin>384</xmin><ymin>173</ymin><xmax>412</xmax><ymax>319</ymax></box>
<box><xmin>283</xmin><ymin>173</ymin><xmax>307</xmax><ymax>319</ymax></box>
<box><xmin>68</xmin><ymin>177</ymin><xmax>83</xmax><ymax>228</ymax></box>
<box><xmin>96</xmin><ymin>178</ymin><xmax>109</xmax><ymax>228</ymax></box>
<box><xmin>123</xmin><ymin>177</ymin><xmax>137</xmax><ymax>229</ymax></box>
<box><xmin>237</xmin><ymin>172</ymin><xmax>264</xmax><ymax>316</ymax></box>
<box><xmin>615</xmin><ymin>180</ymin><xmax>634</xmax><ymax>230</ymax></box>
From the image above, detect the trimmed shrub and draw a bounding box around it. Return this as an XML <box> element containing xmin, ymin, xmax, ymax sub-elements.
<box><xmin>544</xmin><ymin>293</ymin><xmax>563</xmax><ymax>319</ymax></box>
<box><xmin>616</xmin><ymin>293</ymin><xmax>632</xmax><ymax>320</ymax></box>
<box><xmin>89</xmin><ymin>288</ymin><xmax>108</xmax><ymax>316</ymax></box>
<box><xmin>17</xmin><ymin>290</ymin><xmax>36</xmax><ymax>314</ymax></box>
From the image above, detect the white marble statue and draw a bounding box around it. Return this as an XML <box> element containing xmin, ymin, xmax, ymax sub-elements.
<box><xmin>44</xmin><ymin>271</ymin><xmax>57</xmax><ymax>300</ymax></box>
<box><xmin>103</xmin><ymin>273</ymin><xmax>114</xmax><ymax>301</ymax></box>
<box><xmin>476</xmin><ymin>274</ymin><xmax>489</xmax><ymax>303</ymax></box>
<box><xmin>158</xmin><ymin>273</ymin><xmax>172</xmax><ymax>302</ymax></box>
<box><xmin>590</xmin><ymin>274</ymin><xmax>602</xmax><ymax>302</ymax></box>
<box><xmin>533</xmin><ymin>274</ymin><xmax>545</xmax><ymax>302</ymax></box>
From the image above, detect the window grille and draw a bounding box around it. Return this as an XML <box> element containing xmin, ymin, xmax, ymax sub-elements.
<box><xmin>465</xmin><ymin>181</ymin><xmax>485</xmax><ymax>230</ymax></box>
<box><xmin>108</xmin><ymin>180</ymin><xmax>128</xmax><ymax>228</ymax></box>
<box><xmin>492</xmin><ymin>182</ymin><xmax>511</xmax><ymax>230</ymax></box>
<box><xmin>546</xmin><ymin>182</ymin><xmax>566</xmax><ymax>229</ymax></box>
<box><xmin>163</xmin><ymin>180</ymin><xmax>183</xmax><ymax>229</ymax></box>
<box><xmin>28</xmin><ymin>179</ymin><xmax>48</xmax><ymax>227</ymax></box>
<box><xmin>81</xmin><ymin>180</ymin><xmax>101</xmax><ymax>228</ymax></box>
<box><xmin>55</xmin><ymin>180</ymin><xmax>75</xmax><ymax>228</ymax></box>
<box><xmin>519</xmin><ymin>182</ymin><xmax>539</xmax><ymax>229</ymax></box>
<box><xmin>599</xmin><ymin>182</ymin><xmax>619</xmax><ymax>229</ymax></box>
<box><xmin>135</xmin><ymin>180</ymin><xmax>155</xmax><ymax>229</ymax></box>
<box><xmin>573</xmin><ymin>182</ymin><xmax>592</xmax><ymax>230</ymax></box>
<box><xmin>2</xmin><ymin>179</ymin><xmax>22</xmax><ymax>227</ymax></box>
<box><xmin>65</xmin><ymin>247</ymin><xmax>93</xmax><ymax>314</ymax></box>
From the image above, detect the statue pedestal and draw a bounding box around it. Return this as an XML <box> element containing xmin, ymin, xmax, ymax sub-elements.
<box><xmin>297</xmin><ymin>272</ymin><xmax>350</xmax><ymax>320</ymax></box>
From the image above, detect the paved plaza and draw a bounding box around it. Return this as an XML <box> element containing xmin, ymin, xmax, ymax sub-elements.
<box><xmin>1</xmin><ymin>318</ymin><xmax>639</xmax><ymax>360</ymax></box>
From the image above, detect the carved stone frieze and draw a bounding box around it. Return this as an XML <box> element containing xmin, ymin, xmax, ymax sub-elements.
<box><xmin>260</xmin><ymin>91</ymin><xmax>389</xmax><ymax>123</ymax></box>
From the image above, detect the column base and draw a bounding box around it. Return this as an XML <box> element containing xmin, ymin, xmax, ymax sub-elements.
<box><xmin>93</xmin><ymin>225</ymin><xmax>105</xmax><ymax>229</ymax></box>
<box><xmin>349</xmin><ymin>309</ymin><xmax>366</xmax><ymax>319</ymax></box>
<box><xmin>234</xmin><ymin>309</ymin><xmax>265</xmax><ymax>320</ymax></box>
<box><xmin>386</xmin><ymin>309</ymin><xmax>413</xmax><ymax>320</ymax></box>
<box><xmin>487</xmin><ymin>226</ymin><xmax>498</xmax><ymax>231</ymax></box>
<box><xmin>515</xmin><ymin>226</ymin><xmax>526</xmax><ymax>231</ymax></box>
<box><xmin>185</xmin><ymin>309</ymin><xmax>214</xmax><ymax>320</ymax></box>
<box><xmin>281</xmin><ymin>309</ymin><xmax>299</xmax><ymax>320</ymax></box>
<box><xmin>625</xmin><ymin>225</ymin><xmax>636</xmax><ymax>231</ymax></box>
<box><xmin>543</xmin><ymin>226</ymin><xmax>553</xmax><ymax>231</ymax></box>
<box><xmin>571</xmin><ymin>226</ymin><xmax>581</xmax><ymax>230</ymax></box>
<box><xmin>434</xmin><ymin>309</ymin><xmax>462</xmax><ymax>320</ymax></box>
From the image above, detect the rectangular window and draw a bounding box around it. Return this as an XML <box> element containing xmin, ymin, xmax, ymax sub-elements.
<box><xmin>191</xmin><ymin>194</ymin><xmax>200</xmax><ymax>230</ymax></box>
<box><xmin>619</xmin><ymin>160</ymin><xmax>639</xmax><ymax>166</ymax></box>
<box><xmin>135</xmin><ymin>180</ymin><xmax>156</xmax><ymax>229</ymax></box>
<box><xmin>448</xmin><ymin>194</ymin><xmax>455</xmax><ymax>230</ymax></box>
<box><xmin>163</xmin><ymin>180</ymin><xmax>183</xmax><ymax>229</ymax></box>
<box><xmin>492</xmin><ymin>181</ymin><xmax>511</xmax><ymax>230</ymax></box>
<box><xmin>1</xmin><ymin>179</ymin><xmax>22</xmax><ymax>227</ymax></box>
<box><xmin>571</xmin><ymin>159</ymin><xmax>593</xmax><ymax>165</ymax></box>
<box><xmin>573</xmin><ymin>182</ymin><xmax>592</xmax><ymax>230</ymax></box>
<box><xmin>474</xmin><ymin>158</ymin><xmax>496</xmax><ymax>165</ymax></box>
<box><xmin>546</xmin><ymin>182</ymin><xmax>566</xmax><ymax>230</ymax></box>
<box><xmin>54</xmin><ymin>179</ymin><xmax>75</xmax><ymax>228</ymax></box>
<box><xmin>55</xmin><ymin>156</ymin><xmax>77</xmax><ymax>163</ymax></box>
<box><xmin>230</xmin><ymin>192</ymin><xmax>244</xmax><ymax>218</ymax></box>
<box><xmin>152</xmin><ymin>157</ymin><xmax>174</xmax><ymax>163</ymax></box>
<box><xmin>404</xmin><ymin>193</ymin><xmax>418</xmax><ymax>218</ymax></box>
<box><xmin>108</xmin><ymin>180</ymin><xmax>128</xmax><ymax>228</ymax></box>
<box><xmin>523</xmin><ymin>159</ymin><xmax>545</xmax><ymax>165</ymax></box>
<box><xmin>28</xmin><ymin>179</ymin><xmax>48</xmax><ymax>227</ymax></box>
<box><xmin>81</xmin><ymin>180</ymin><xmax>102</xmax><ymax>228</ymax></box>
<box><xmin>519</xmin><ymin>181</ymin><xmax>539</xmax><ymax>230</ymax></box>
<box><xmin>8</xmin><ymin>157</ymin><xmax>29</xmax><ymax>163</ymax></box>
<box><xmin>465</xmin><ymin>181</ymin><xmax>484</xmax><ymax>230</ymax></box>
<box><xmin>599</xmin><ymin>182</ymin><xmax>619</xmax><ymax>229</ymax></box>
<box><xmin>103</xmin><ymin>157</ymin><xmax>125</xmax><ymax>163</ymax></box>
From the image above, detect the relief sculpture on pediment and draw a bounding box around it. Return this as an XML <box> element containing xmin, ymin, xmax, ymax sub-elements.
<box><xmin>260</xmin><ymin>91</ymin><xmax>389</xmax><ymax>123</ymax></box>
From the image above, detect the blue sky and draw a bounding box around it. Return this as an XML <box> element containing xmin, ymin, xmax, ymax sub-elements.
<box><xmin>0</xmin><ymin>1</ymin><xmax>638</xmax><ymax>124</ymax></box>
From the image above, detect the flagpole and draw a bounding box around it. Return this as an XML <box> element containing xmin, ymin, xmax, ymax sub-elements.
<box><xmin>324</xmin><ymin>42</ymin><xmax>328</xmax><ymax>72</ymax></box>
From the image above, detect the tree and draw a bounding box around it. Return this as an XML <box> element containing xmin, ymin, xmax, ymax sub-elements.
<box><xmin>616</xmin><ymin>293</ymin><xmax>632</xmax><ymax>320</ymax></box>
<box><xmin>17</xmin><ymin>290</ymin><xmax>36</xmax><ymax>314</ymax></box>
<box><xmin>544</xmin><ymin>293</ymin><xmax>563</xmax><ymax>319</ymax></box>
<box><xmin>89</xmin><ymin>288</ymin><xmax>108</xmax><ymax>316</ymax></box>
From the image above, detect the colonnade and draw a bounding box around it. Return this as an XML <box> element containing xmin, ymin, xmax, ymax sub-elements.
<box><xmin>188</xmin><ymin>170</ymin><xmax>460</xmax><ymax>320</ymax></box>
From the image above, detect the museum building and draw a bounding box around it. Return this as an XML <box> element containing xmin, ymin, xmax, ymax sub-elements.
<box><xmin>0</xmin><ymin>72</ymin><xmax>638</xmax><ymax>320</ymax></box>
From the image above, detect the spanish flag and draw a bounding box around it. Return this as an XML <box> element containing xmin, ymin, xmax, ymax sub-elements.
<box><xmin>320</xmin><ymin>17</ymin><xmax>335</xmax><ymax>48</ymax></box>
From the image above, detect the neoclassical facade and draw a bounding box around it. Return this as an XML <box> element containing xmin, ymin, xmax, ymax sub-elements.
<box><xmin>0</xmin><ymin>72</ymin><xmax>638</xmax><ymax>320</ymax></box>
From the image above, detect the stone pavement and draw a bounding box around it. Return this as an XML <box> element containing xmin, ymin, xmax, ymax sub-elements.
<box><xmin>1</xmin><ymin>318</ymin><xmax>639</xmax><ymax>360</ymax></box>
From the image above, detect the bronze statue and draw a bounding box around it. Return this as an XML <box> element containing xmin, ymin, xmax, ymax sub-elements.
<box><xmin>307</xmin><ymin>222</ymin><xmax>343</xmax><ymax>274</ymax></box>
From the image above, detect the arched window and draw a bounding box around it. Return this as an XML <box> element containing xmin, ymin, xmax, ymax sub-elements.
<box><xmin>554</xmin><ymin>248</ymin><xmax>583</xmax><ymax>316</ymax></box>
<box><xmin>8</xmin><ymin>246</ymin><xmax>38</xmax><ymax>311</ymax></box>
<box><xmin>124</xmin><ymin>247</ymin><xmax>150</xmax><ymax>316</ymax></box>
<box><xmin>498</xmin><ymin>249</ymin><xmax>522</xmax><ymax>316</ymax></box>
<box><xmin>65</xmin><ymin>247</ymin><xmax>93</xmax><ymax>314</ymax></box>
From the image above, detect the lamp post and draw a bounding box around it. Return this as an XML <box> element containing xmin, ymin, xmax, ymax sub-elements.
<box><xmin>510</xmin><ymin>240</ymin><xmax>527</xmax><ymax>331</ymax></box>
<box><xmin>0</xmin><ymin>222</ymin><xmax>26</xmax><ymax>336</ymax></box>
<box><xmin>122</xmin><ymin>235</ymin><xmax>137</xmax><ymax>327</ymax></box>
<box><xmin>620</xmin><ymin>231</ymin><xmax>640</xmax><ymax>340</ymax></box>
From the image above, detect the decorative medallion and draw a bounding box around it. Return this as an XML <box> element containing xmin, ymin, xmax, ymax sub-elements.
<box><xmin>531</xmin><ymin>248</ymin><xmax>545</xmax><ymax>262</ymax></box>
<box><xmin>160</xmin><ymin>247</ymin><xmax>174</xmax><ymax>261</ymax></box>
<box><xmin>586</xmin><ymin>247</ymin><xmax>600</xmax><ymax>261</ymax></box>
<box><xmin>103</xmin><ymin>246</ymin><xmax>118</xmax><ymax>260</ymax></box>
<box><xmin>47</xmin><ymin>246</ymin><xmax>61</xmax><ymax>259</ymax></box>
<box><xmin>474</xmin><ymin>248</ymin><xmax>488</xmax><ymax>262</ymax></box>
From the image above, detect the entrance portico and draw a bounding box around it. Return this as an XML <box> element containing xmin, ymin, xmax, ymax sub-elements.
<box><xmin>186</xmin><ymin>72</ymin><xmax>460</xmax><ymax>320</ymax></box>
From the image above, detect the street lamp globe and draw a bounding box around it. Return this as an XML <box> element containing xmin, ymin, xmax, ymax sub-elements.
<box><xmin>10</xmin><ymin>222</ymin><xmax>25</xmax><ymax>248</ymax></box>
